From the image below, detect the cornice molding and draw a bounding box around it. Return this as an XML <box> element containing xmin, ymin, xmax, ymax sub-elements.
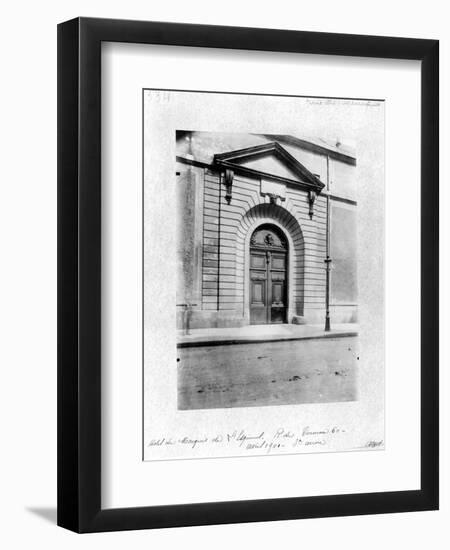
<box><xmin>213</xmin><ymin>142</ymin><xmax>325</xmax><ymax>193</ymax></box>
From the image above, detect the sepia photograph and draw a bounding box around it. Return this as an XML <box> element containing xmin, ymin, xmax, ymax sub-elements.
<box><xmin>143</xmin><ymin>90</ymin><xmax>384</xmax><ymax>461</ymax></box>
<box><xmin>175</xmin><ymin>130</ymin><xmax>359</xmax><ymax>411</ymax></box>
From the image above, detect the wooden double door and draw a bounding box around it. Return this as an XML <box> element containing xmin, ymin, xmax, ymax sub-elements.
<box><xmin>249</xmin><ymin>225</ymin><xmax>288</xmax><ymax>325</ymax></box>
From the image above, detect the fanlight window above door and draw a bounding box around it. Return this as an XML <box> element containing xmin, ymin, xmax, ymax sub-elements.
<box><xmin>250</xmin><ymin>224</ymin><xmax>288</xmax><ymax>250</ymax></box>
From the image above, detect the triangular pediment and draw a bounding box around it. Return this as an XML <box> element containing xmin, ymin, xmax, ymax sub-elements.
<box><xmin>213</xmin><ymin>142</ymin><xmax>325</xmax><ymax>192</ymax></box>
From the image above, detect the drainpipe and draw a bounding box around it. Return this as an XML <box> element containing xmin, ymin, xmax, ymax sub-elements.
<box><xmin>324</xmin><ymin>155</ymin><xmax>332</xmax><ymax>332</ymax></box>
<box><xmin>217</xmin><ymin>172</ymin><xmax>222</xmax><ymax>315</ymax></box>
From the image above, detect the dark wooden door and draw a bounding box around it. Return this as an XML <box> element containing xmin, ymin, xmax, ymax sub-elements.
<box><xmin>249</xmin><ymin>225</ymin><xmax>288</xmax><ymax>325</ymax></box>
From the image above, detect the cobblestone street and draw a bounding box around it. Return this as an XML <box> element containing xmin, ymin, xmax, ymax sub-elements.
<box><xmin>178</xmin><ymin>336</ymin><xmax>358</xmax><ymax>410</ymax></box>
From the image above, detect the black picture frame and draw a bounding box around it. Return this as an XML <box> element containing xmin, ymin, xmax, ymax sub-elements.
<box><xmin>57</xmin><ymin>17</ymin><xmax>439</xmax><ymax>533</ymax></box>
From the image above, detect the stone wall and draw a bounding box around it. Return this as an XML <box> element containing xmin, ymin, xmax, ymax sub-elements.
<box><xmin>175</xmin><ymin>141</ymin><xmax>358</xmax><ymax>329</ymax></box>
<box><xmin>178</xmin><ymin>168</ymin><xmax>336</xmax><ymax>328</ymax></box>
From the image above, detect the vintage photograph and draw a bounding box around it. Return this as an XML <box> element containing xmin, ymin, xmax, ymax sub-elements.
<box><xmin>143</xmin><ymin>90</ymin><xmax>384</xmax><ymax>461</ymax></box>
<box><xmin>176</xmin><ymin>131</ymin><xmax>358</xmax><ymax>410</ymax></box>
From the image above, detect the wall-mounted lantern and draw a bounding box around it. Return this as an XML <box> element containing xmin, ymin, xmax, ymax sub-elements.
<box><xmin>308</xmin><ymin>190</ymin><xmax>317</xmax><ymax>219</ymax></box>
<box><xmin>224</xmin><ymin>168</ymin><xmax>234</xmax><ymax>204</ymax></box>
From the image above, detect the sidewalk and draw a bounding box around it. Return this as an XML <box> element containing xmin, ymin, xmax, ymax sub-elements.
<box><xmin>177</xmin><ymin>323</ymin><xmax>358</xmax><ymax>348</ymax></box>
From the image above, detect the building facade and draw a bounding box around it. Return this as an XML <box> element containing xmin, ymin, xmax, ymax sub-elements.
<box><xmin>176</xmin><ymin>131</ymin><xmax>357</xmax><ymax>330</ymax></box>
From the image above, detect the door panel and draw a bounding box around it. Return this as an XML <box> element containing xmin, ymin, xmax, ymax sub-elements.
<box><xmin>251</xmin><ymin>279</ymin><xmax>265</xmax><ymax>304</ymax></box>
<box><xmin>250</xmin><ymin>279</ymin><xmax>267</xmax><ymax>324</ymax></box>
<box><xmin>271</xmin><ymin>255</ymin><xmax>286</xmax><ymax>270</ymax></box>
<box><xmin>270</xmin><ymin>279</ymin><xmax>286</xmax><ymax>323</ymax></box>
<box><xmin>250</xmin><ymin>255</ymin><xmax>268</xmax><ymax>324</ymax></box>
<box><xmin>272</xmin><ymin>281</ymin><xmax>283</xmax><ymax>304</ymax></box>
<box><xmin>250</xmin><ymin>254</ymin><xmax>266</xmax><ymax>269</ymax></box>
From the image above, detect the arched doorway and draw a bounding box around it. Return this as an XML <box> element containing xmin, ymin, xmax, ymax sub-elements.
<box><xmin>249</xmin><ymin>224</ymin><xmax>288</xmax><ymax>325</ymax></box>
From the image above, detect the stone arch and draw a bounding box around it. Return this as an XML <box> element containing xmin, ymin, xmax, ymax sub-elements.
<box><xmin>235</xmin><ymin>202</ymin><xmax>305</xmax><ymax>323</ymax></box>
